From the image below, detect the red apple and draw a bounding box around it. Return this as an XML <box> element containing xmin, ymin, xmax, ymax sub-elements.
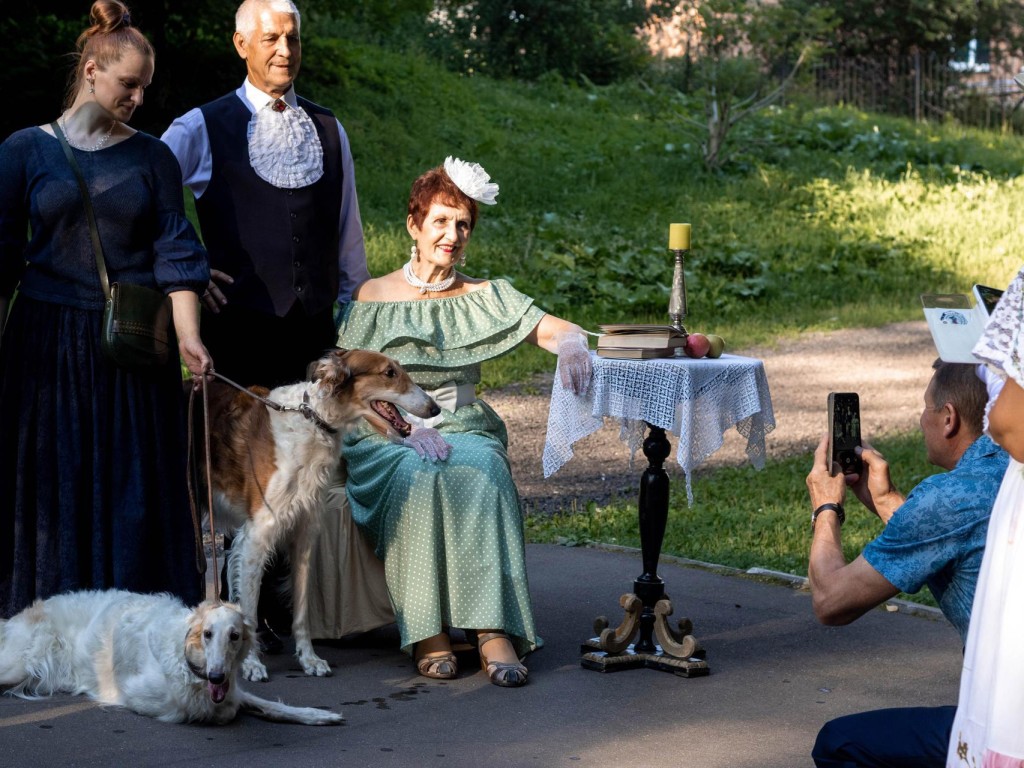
<box><xmin>684</xmin><ymin>332</ymin><xmax>711</xmax><ymax>358</ymax></box>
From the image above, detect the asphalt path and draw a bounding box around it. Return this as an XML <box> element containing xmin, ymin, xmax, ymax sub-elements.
<box><xmin>1</xmin><ymin>544</ymin><xmax>961</xmax><ymax>768</ymax></box>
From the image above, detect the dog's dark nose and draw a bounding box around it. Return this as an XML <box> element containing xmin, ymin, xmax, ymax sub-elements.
<box><xmin>428</xmin><ymin>402</ymin><xmax>440</xmax><ymax>417</ymax></box>
<box><xmin>208</xmin><ymin>671</ymin><xmax>226</xmax><ymax>684</ymax></box>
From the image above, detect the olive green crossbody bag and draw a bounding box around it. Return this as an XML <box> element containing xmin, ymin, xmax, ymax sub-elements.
<box><xmin>52</xmin><ymin>122</ymin><xmax>172</xmax><ymax>370</ymax></box>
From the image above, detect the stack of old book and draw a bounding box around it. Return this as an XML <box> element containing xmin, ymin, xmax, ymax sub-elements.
<box><xmin>596</xmin><ymin>324</ymin><xmax>686</xmax><ymax>359</ymax></box>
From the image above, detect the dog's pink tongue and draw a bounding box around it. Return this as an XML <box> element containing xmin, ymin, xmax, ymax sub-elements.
<box><xmin>209</xmin><ymin>682</ymin><xmax>229</xmax><ymax>703</ymax></box>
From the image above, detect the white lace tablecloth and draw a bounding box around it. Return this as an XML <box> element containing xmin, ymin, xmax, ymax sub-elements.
<box><xmin>544</xmin><ymin>352</ymin><xmax>776</xmax><ymax>504</ymax></box>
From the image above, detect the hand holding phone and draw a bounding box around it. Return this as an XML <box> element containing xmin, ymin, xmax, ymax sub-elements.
<box><xmin>827</xmin><ymin>392</ymin><xmax>863</xmax><ymax>477</ymax></box>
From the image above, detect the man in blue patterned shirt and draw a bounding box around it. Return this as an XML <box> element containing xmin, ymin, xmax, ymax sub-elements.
<box><xmin>805</xmin><ymin>360</ymin><xmax>1009</xmax><ymax>768</ymax></box>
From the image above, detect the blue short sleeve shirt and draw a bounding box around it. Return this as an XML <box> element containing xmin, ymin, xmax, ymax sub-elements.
<box><xmin>862</xmin><ymin>435</ymin><xmax>1008</xmax><ymax>644</ymax></box>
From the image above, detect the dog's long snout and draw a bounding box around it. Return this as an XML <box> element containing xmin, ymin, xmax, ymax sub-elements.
<box><xmin>402</xmin><ymin>386</ymin><xmax>441</xmax><ymax>419</ymax></box>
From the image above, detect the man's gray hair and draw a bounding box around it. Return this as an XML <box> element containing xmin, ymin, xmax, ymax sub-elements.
<box><xmin>236</xmin><ymin>0</ymin><xmax>301</xmax><ymax>41</ymax></box>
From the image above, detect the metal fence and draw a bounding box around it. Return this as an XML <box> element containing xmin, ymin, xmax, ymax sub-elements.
<box><xmin>811</xmin><ymin>53</ymin><xmax>1024</xmax><ymax>131</ymax></box>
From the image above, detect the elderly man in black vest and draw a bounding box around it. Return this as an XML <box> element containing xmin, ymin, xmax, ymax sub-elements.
<box><xmin>162</xmin><ymin>0</ymin><xmax>368</xmax><ymax>389</ymax></box>
<box><xmin>162</xmin><ymin>0</ymin><xmax>369</xmax><ymax>649</ymax></box>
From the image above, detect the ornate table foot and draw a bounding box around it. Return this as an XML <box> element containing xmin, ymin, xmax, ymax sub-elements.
<box><xmin>579</xmin><ymin>422</ymin><xmax>709</xmax><ymax>677</ymax></box>
<box><xmin>594</xmin><ymin>593</ymin><xmax>642</xmax><ymax>654</ymax></box>
<box><xmin>580</xmin><ymin>593</ymin><xmax>709</xmax><ymax>677</ymax></box>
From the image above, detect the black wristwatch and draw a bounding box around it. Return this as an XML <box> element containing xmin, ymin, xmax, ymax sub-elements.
<box><xmin>812</xmin><ymin>502</ymin><xmax>845</xmax><ymax>528</ymax></box>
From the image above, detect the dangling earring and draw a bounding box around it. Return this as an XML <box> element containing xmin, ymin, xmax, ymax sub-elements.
<box><xmin>87</xmin><ymin>79</ymin><xmax>95</xmax><ymax>94</ymax></box>
<box><xmin>410</xmin><ymin>244</ymin><xmax>418</xmax><ymax>260</ymax></box>
<box><xmin>458</xmin><ymin>253</ymin><xmax>467</xmax><ymax>266</ymax></box>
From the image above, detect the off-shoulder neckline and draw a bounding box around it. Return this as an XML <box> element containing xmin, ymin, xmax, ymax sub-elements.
<box><xmin>352</xmin><ymin>279</ymin><xmax>505</xmax><ymax>306</ymax></box>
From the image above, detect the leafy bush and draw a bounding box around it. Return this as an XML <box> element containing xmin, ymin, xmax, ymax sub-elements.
<box><xmin>426</xmin><ymin>0</ymin><xmax>660</xmax><ymax>84</ymax></box>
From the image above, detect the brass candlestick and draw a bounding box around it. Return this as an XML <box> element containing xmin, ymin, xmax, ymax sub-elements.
<box><xmin>669</xmin><ymin>247</ymin><xmax>689</xmax><ymax>355</ymax></box>
<box><xmin>667</xmin><ymin>223</ymin><xmax>692</xmax><ymax>356</ymax></box>
<box><xmin>668</xmin><ymin>247</ymin><xmax>688</xmax><ymax>333</ymax></box>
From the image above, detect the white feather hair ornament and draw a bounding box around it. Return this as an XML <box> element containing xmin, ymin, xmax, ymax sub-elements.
<box><xmin>443</xmin><ymin>156</ymin><xmax>499</xmax><ymax>205</ymax></box>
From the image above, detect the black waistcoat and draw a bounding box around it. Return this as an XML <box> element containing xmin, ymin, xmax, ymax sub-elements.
<box><xmin>197</xmin><ymin>93</ymin><xmax>343</xmax><ymax>317</ymax></box>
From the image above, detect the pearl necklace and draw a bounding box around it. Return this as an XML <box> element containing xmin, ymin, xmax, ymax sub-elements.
<box><xmin>403</xmin><ymin>260</ymin><xmax>456</xmax><ymax>294</ymax></box>
<box><xmin>58</xmin><ymin>113</ymin><xmax>115</xmax><ymax>152</ymax></box>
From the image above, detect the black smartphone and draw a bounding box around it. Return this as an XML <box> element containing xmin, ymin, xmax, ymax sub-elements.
<box><xmin>827</xmin><ymin>392</ymin><xmax>863</xmax><ymax>477</ymax></box>
<box><xmin>973</xmin><ymin>284</ymin><xmax>1004</xmax><ymax>317</ymax></box>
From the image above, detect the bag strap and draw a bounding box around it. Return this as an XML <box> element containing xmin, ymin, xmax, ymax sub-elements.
<box><xmin>50</xmin><ymin>122</ymin><xmax>111</xmax><ymax>300</ymax></box>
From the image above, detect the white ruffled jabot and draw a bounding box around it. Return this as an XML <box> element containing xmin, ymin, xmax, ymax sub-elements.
<box><xmin>247</xmin><ymin>98</ymin><xmax>324</xmax><ymax>189</ymax></box>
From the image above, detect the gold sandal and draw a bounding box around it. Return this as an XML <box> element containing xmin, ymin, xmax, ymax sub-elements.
<box><xmin>477</xmin><ymin>632</ymin><xmax>528</xmax><ymax>688</ymax></box>
<box><xmin>416</xmin><ymin>650</ymin><xmax>458</xmax><ymax>679</ymax></box>
<box><xmin>415</xmin><ymin>635</ymin><xmax>458</xmax><ymax>680</ymax></box>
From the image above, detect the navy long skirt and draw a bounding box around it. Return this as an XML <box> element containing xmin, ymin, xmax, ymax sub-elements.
<box><xmin>0</xmin><ymin>296</ymin><xmax>203</xmax><ymax>618</ymax></box>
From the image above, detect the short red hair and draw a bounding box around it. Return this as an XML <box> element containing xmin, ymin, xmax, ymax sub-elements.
<box><xmin>407</xmin><ymin>165</ymin><xmax>479</xmax><ymax>231</ymax></box>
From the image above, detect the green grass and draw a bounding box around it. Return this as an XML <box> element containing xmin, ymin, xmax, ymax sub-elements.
<box><xmin>526</xmin><ymin>430</ymin><xmax>941</xmax><ymax>606</ymax></box>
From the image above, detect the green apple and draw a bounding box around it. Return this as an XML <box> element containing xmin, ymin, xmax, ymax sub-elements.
<box><xmin>706</xmin><ymin>334</ymin><xmax>726</xmax><ymax>358</ymax></box>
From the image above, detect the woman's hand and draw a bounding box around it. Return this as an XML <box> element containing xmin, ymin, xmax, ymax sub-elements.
<box><xmin>179</xmin><ymin>335</ymin><xmax>213</xmax><ymax>384</ymax></box>
<box><xmin>527</xmin><ymin>315</ymin><xmax>592</xmax><ymax>396</ymax></box>
<box><xmin>169</xmin><ymin>290</ymin><xmax>213</xmax><ymax>389</ymax></box>
<box><xmin>402</xmin><ymin>427</ymin><xmax>452</xmax><ymax>462</ymax></box>
<box><xmin>556</xmin><ymin>332</ymin><xmax>591</xmax><ymax>395</ymax></box>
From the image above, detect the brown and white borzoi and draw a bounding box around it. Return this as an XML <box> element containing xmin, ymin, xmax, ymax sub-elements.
<box><xmin>0</xmin><ymin>590</ymin><xmax>342</xmax><ymax>725</ymax></box>
<box><xmin>199</xmin><ymin>348</ymin><xmax>438</xmax><ymax>681</ymax></box>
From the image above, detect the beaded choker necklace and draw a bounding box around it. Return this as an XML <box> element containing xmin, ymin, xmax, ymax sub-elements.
<box><xmin>403</xmin><ymin>260</ymin><xmax>456</xmax><ymax>294</ymax></box>
<box><xmin>58</xmin><ymin>113</ymin><xmax>115</xmax><ymax>152</ymax></box>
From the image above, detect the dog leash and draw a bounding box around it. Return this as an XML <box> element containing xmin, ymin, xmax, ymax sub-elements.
<box><xmin>186</xmin><ymin>379</ymin><xmax>220</xmax><ymax>601</ymax></box>
<box><xmin>205</xmin><ymin>370</ymin><xmax>338</xmax><ymax>436</ymax></box>
<box><xmin>185</xmin><ymin>368</ymin><xmax>339</xmax><ymax>599</ymax></box>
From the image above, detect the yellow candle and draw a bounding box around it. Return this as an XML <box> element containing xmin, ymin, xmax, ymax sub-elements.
<box><xmin>669</xmin><ymin>223</ymin><xmax>691</xmax><ymax>250</ymax></box>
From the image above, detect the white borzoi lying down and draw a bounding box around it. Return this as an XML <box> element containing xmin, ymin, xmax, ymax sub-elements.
<box><xmin>200</xmin><ymin>348</ymin><xmax>438</xmax><ymax>682</ymax></box>
<box><xmin>0</xmin><ymin>590</ymin><xmax>342</xmax><ymax>725</ymax></box>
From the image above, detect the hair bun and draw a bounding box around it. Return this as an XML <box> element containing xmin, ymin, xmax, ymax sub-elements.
<box><xmin>89</xmin><ymin>0</ymin><xmax>132</xmax><ymax>34</ymax></box>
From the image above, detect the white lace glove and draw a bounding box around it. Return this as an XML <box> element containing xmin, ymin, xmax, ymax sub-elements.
<box><xmin>402</xmin><ymin>426</ymin><xmax>452</xmax><ymax>462</ymax></box>
<box><xmin>556</xmin><ymin>332</ymin><xmax>591</xmax><ymax>395</ymax></box>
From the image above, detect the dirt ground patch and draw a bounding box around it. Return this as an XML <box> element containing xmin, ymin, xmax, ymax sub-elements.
<box><xmin>490</xmin><ymin>321</ymin><xmax>939</xmax><ymax>513</ymax></box>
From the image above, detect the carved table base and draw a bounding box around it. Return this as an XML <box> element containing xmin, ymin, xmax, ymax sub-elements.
<box><xmin>580</xmin><ymin>594</ymin><xmax>709</xmax><ymax>676</ymax></box>
<box><xmin>580</xmin><ymin>424</ymin><xmax>710</xmax><ymax>677</ymax></box>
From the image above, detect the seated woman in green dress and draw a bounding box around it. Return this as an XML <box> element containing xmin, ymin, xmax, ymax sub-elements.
<box><xmin>332</xmin><ymin>157</ymin><xmax>591</xmax><ymax>687</ymax></box>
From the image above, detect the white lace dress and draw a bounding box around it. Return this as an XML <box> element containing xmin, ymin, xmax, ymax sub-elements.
<box><xmin>947</xmin><ymin>266</ymin><xmax>1024</xmax><ymax>767</ymax></box>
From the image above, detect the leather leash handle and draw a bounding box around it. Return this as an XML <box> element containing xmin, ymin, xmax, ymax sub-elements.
<box><xmin>186</xmin><ymin>391</ymin><xmax>209</xmax><ymax>581</ymax></box>
<box><xmin>186</xmin><ymin>384</ymin><xmax>220</xmax><ymax>602</ymax></box>
<box><xmin>203</xmin><ymin>380</ymin><xmax>220</xmax><ymax>601</ymax></box>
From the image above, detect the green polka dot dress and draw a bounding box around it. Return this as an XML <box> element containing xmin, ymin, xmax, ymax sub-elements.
<box><xmin>337</xmin><ymin>279</ymin><xmax>546</xmax><ymax>656</ymax></box>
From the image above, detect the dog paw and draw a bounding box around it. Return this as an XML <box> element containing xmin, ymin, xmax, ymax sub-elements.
<box><xmin>311</xmin><ymin>708</ymin><xmax>344</xmax><ymax>725</ymax></box>
<box><xmin>242</xmin><ymin>655</ymin><xmax>270</xmax><ymax>682</ymax></box>
<box><xmin>300</xmin><ymin>655</ymin><xmax>332</xmax><ymax>677</ymax></box>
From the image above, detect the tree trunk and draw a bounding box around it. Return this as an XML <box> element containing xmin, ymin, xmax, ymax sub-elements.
<box><xmin>703</xmin><ymin>88</ymin><xmax>731</xmax><ymax>171</ymax></box>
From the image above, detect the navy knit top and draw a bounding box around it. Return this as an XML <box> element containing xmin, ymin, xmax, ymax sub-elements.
<box><xmin>0</xmin><ymin>127</ymin><xmax>209</xmax><ymax>310</ymax></box>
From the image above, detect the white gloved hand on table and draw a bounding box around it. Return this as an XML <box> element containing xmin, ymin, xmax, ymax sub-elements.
<box><xmin>556</xmin><ymin>332</ymin><xmax>592</xmax><ymax>395</ymax></box>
